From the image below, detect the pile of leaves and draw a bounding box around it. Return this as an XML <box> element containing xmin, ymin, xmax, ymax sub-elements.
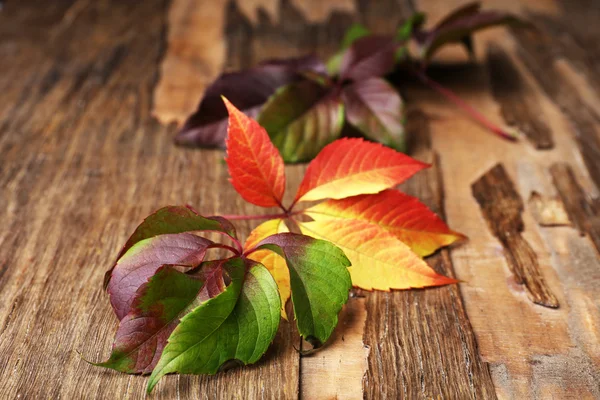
<box><xmin>95</xmin><ymin>100</ymin><xmax>464</xmax><ymax>393</ymax></box>
<box><xmin>175</xmin><ymin>2</ymin><xmax>521</xmax><ymax>162</ymax></box>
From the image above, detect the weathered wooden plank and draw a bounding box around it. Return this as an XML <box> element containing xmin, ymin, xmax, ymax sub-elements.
<box><xmin>550</xmin><ymin>163</ymin><xmax>600</xmax><ymax>256</ymax></box>
<box><xmin>362</xmin><ymin>111</ymin><xmax>497</xmax><ymax>399</ymax></box>
<box><xmin>472</xmin><ymin>164</ymin><xmax>559</xmax><ymax>308</ymax></box>
<box><xmin>0</xmin><ymin>1</ymin><xmax>300</xmax><ymax>398</ymax></box>
<box><xmin>486</xmin><ymin>43</ymin><xmax>553</xmax><ymax>149</ymax></box>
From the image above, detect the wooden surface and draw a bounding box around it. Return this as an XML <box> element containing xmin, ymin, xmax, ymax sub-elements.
<box><xmin>1</xmin><ymin>0</ymin><xmax>600</xmax><ymax>399</ymax></box>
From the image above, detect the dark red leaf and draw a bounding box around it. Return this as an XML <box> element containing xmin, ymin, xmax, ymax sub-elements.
<box><xmin>175</xmin><ymin>56</ymin><xmax>326</xmax><ymax>148</ymax></box>
<box><xmin>339</xmin><ymin>35</ymin><xmax>397</xmax><ymax>81</ymax></box>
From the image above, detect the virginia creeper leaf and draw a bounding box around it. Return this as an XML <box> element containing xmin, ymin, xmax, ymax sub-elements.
<box><xmin>414</xmin><ymin>2</ymin><xmax>521</xmax><ymax>62</ymax></box>
<box><xmin>300</xmin><ymin>219</ymin><xmax>457</xmax><ymax>290</ymax></box>
<box><xmin>224</xmin><ymin>97</ymin><xmax>286</xmax><ymax>208</ymax></box>
<box><xmin>108</xmin><ymin>233</ymin><xmax>212</xmax><ymax>320</ymax></box>
<box><xmin>175</xmin><ymin>56</ymin><xmax>326</xmax><ymax>147</ymax></box>
<box><xmin>256</xmin><ymin>233</ymin><xmax>351</xmax><ymax>347</ymax></box>
<box><xmin>294</xmin><ymin>138</ymin><xmax>429</xmax><ymax>203</ymax></box>
<box><xmin>95</xmin><ymin>266</ymin><xmax>204</xmax><ymax>374</ymax></box>
<box><xmin>304</xmin><ymin>189</ymin><xmax>466</xmax><ymax>257</ymax></box>
<box><xmin>244</xmin><ymin>219</ymin><xmax>291</xmax><ymax>319</ymax></box>
<box><xmin>342</xmin><ymin>78</ymin><xmax>407</xmax><ymax>152</ymax></box>
<box><xmin>257</xmin><ymin>80</ymin><xmax>344</xmax><ymax>163</ymax></box>
<box><xmin>147</xmin><ymin>259</ymin><xmax>280</xmax><ymax>393</ymax></box>
<box><xmin>326</xmin><ymin>23</ymin><xmax>371</xmax><ymax>76</ymax></box>
<box><xmin>339</xmin><ymin>35</ymin><xmax>397</xmax><ymax>81</ymax></box>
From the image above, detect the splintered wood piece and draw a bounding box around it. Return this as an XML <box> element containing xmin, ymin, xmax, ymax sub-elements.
<box><xmin>472</xmin><ymin>164</ymin><xmax>559</xmax><ymax>308</ymax></box>
<box><xmin>550</xmin><ymin>163</ymin><xmax>600</xmax><ymax>255</ymax></box>
<box><xmin>361</xmin><ymin>111</ymin><xmax>497</xmax><ymax>399</ymax></box>
<box><xmin>487</xmin><ymin>43</ymin><xmax>554</xmax><ymax>150</ymax></box>
<box><xmin>528</xmin><ymin>191</ymin><xmax>571</xmax><ymax>227</ymax></box>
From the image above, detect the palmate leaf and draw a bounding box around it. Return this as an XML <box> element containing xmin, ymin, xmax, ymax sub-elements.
<box><xmin>293</xmin><ymin>138</ymin><xmax>428</xmax><ymax>203</ymax></box>
<box><xmin>107</xmin><ymin>233</ymin><xmax>213</xmax><ymax>320</ymax></box>
<box><xmin>175</xmin><ymin>56</ymin><xmax>326</xmax><ymax>148</ymax></box>
<box><xmin>326</xmin><ymin>23</ymin><xmax>371</xmax><ymax>75</ymax></box>
<box><xmin>224</xmin><ymin>97</ymin><xmax>286</xmax><ymax>208</ymax></box>
<box><xmin>244</xmin><ymin>219</ymin><xmax>291</xmax><ymax>319</ymax></box>
<box><xmin>256</xmin><ymin>233</ymin><xmax>351</xmax><ymax>347</ymax></box>
<box><xmin>304</xmin><ymin>189</ymin><xmax>466</xmax><ymax>257</ymax></box>
<box><xmin>339</xmin><ymin>35</ymin><xmax>397</xmax><ymax>81</ymax></box>
<box><xmin>147</xmin><ymin>258</ymin><xmax>280</xmax><ymax>393</ymax></box>
<box><xmin>342</xmin><ymin>78</ymin><xmax>407</xmax><ymax>152</ymax></box>
<box><xmin>257</xmin><ymin>80</ymin><xmax>345</xmax><ymax>163</ymax></box>
<box><xmin>299</xmin><ymin>219</ymin><xmax>457</xmax><ymax>291</ymax></box>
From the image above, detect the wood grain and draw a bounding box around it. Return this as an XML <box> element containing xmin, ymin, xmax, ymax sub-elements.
<box><xmin>362</xmin><ymin>111</ymin><xmax>497</xmax><ymax>399</ymax></box>
<box><xmin>472</xmin><ymin>164</ymin><xmax>559</xmax><ymax>308</ymax></box>
<box><xmin>486</xmin><ymin>43</ymin><xmax>553</xmax><ymax>149</ymax></box>
<box><xmin>2</xmin><ymin>0</ymin><xmax>600</xmax><ymax>398</ymax></box>
<box><xmin>550</xmin><ymin>163</ymin><xmax>600</xmax><ymax>256</ymax></box>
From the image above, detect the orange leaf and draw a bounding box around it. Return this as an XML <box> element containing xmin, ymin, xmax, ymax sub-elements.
<box><xmin>304</xmin><ymin>190</ymin><xmax>466</xmax><ymax>257</ymax></box>
<box><xmin>224</xmin><ymin>97</ymin><xmax>286</xmax><ymax>208</ymax></box>
<box><xmin>244</xmin><ymin>219</ymin><xmax>290</xmax><ymax>319</ymax></box>
<box><xmin>293</xmin><ymin>138</ymin><xmax>428</xmax><ymax>203</ymax></box>
<box><xmin>299</xmin><ymin>219</ymin><xmax>457</xmax><ymax>290</ymax></box>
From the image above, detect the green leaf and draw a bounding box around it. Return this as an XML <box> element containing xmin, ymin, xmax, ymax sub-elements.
<box><xmin>326</xmin><ymin>23</ymin><xmax>371</xmax><ymax>76</ymax></box>
<box><xmin>256</xmin><ymin>233</ymin><xmax>351</xmax><ymax>348</ymax></box>
<box><xmin>147</xmin><ymin>259</ymin><xmax>280</xmax><ymax>393</ymax></box>
<box><xmin>342</xmin><ymin>77</ymin><xmax>407</xmax><ymax>152</ymax></box>
<box><xmin>258</xmin><ymin>80</ymin><xmax>345</xmax><ymax>163</ymax></box>
<box><xmin>95</xmin><ymin>266</ymin><xmax>204</xmax><ymax>374</ymax></box>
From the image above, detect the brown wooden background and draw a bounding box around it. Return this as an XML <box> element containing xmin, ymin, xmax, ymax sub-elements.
<box><xmin>1</xmin><ymin>0</ymin><xmax>600</xmax><ymax>398</ymax></box>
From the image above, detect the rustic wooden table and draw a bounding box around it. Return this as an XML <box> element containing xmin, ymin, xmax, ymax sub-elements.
<box><xmin>1</xmin><ymin>0</ymin><xmax>599</xmax><ymax>398</ymax></box>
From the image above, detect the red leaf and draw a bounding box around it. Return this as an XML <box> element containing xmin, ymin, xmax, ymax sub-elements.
<box><xmin>224</xmin><ymin>97</ymin><xmax>286</xmax><ymax>208</ymax></box>
<box><xmin>293</xmin><ymin>138</ymin><xmax>428</xmax><ymax>203</ymax></box>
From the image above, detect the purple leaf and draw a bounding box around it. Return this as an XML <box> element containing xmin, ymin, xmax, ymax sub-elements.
<box><xmin>339</xmin><ymin>35</ymin><xmax>397</xmax><ymax>81</ymax></box>
<box><xmin>342</xmin><ymin>77</ymin><xmax>406</xmax><ymax>152</ymax></box>
<box><xmin>175</xmin><ymin>56</ymin><xmax>326</xmax><ymax>148</ymax></box>
<box><xmin>107</xmin><ymin>233</ymin><xmax>212</xmax><ymax>320</ymax></box>
<box><xmin>414</xmin><ymin>3</ymin><xmax>522</xmax><ymax>61</ymax></box>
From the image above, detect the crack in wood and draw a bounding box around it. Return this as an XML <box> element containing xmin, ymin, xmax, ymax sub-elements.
<box><xmin>472</xmin><ymin>164</ymin><xmax>559</xmax><ymax>308</ymax></box>
<box><xmin>550</xmin><ymin>163</ymin><xmax>600</xmax><ymax>256</ymax></box>
<box><xmin>486</xmin><ymin>43</ymin><xmax>553</xmax><ymax>150</ymax></box>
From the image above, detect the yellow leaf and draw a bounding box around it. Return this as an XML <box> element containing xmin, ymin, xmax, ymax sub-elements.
<box><xmin>245</xmin><ymin>219</ymin><xmax>290</xmax><ymax>319</ymax></box>
<box><xmin>299</xmin><ymin>219</ymin><xmax>457</xmax><ymax>290</ymax></box>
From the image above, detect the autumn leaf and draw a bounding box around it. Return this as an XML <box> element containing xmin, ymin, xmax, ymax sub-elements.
<box><xmin>95</xmin><ymin>266</ymin><xmax>204</xmax><ymax>374</ymax></box>
<box><xmin>294</xmin><ymin>138</ymin><xmax>429</xmax><ymax>203</ymax></box>
<box><xmin>304</xmin><ymin>189</ymin><xmax>465</xmax><ymax>257</ymax></box>
<box><xmin>255</xmin><ymin>233</ymin><xmax>351</xmax><ymax>347</ymax></box>
<box><xmin>342</xmin><ymin>78</ymin><xmax>406</xmax><ymax>152</ymax></box>
<box><xmin>300</xmin><ymin>219</ymin><xmax>457</xmax><ymax>290</ymax></box>
<box><xmin>244</xmin><ymin>219</ymin><xmax>291</xmax><ymax>319</ymax></box>
<box><xmin>412</xmin><ymin>2</ymin><xmax>521</xmax><ymax>62</ymax></box>
<box><xmin>258</xmin><ymin>80</ymin><xmax>345</xmax><ymax>163</ymax></box>
<box><xmin>147</xmin><ymin>258</ymin><xmax>280</xmax><ymax>392</ymax></box>
<box><xmin>107</xmin><ymin>233</ymin><xmax>212</xmax><ymax>320</ymax></box>
<box><xmin>175</xmin><ymin>56</ymin><xmax>326</xmax><ymax>148</ymax></box>
<box><xmin>339</xmin><ymin>35</ymin><xmax>398</xmax><ymax>81</ymax></box>
<box><xmin>224</xmin><ymin>97</ymin><xmax>286</xmax><ymax>208</ymax></box>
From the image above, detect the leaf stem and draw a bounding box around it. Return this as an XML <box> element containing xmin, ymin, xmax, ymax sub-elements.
<box><xmin>413</xmin><ymin>69</ymin><xmax>519</xmax><ymax>141</ymax></box>
<box><xmin>210</xmin><ymin>243</ymin><xmax>241</xmax><ymax>255</ymax></box>
<box><xmin>221</xmin><ymin>210</ymin><xmax>302</xmax><ymax>222</ymax></box>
